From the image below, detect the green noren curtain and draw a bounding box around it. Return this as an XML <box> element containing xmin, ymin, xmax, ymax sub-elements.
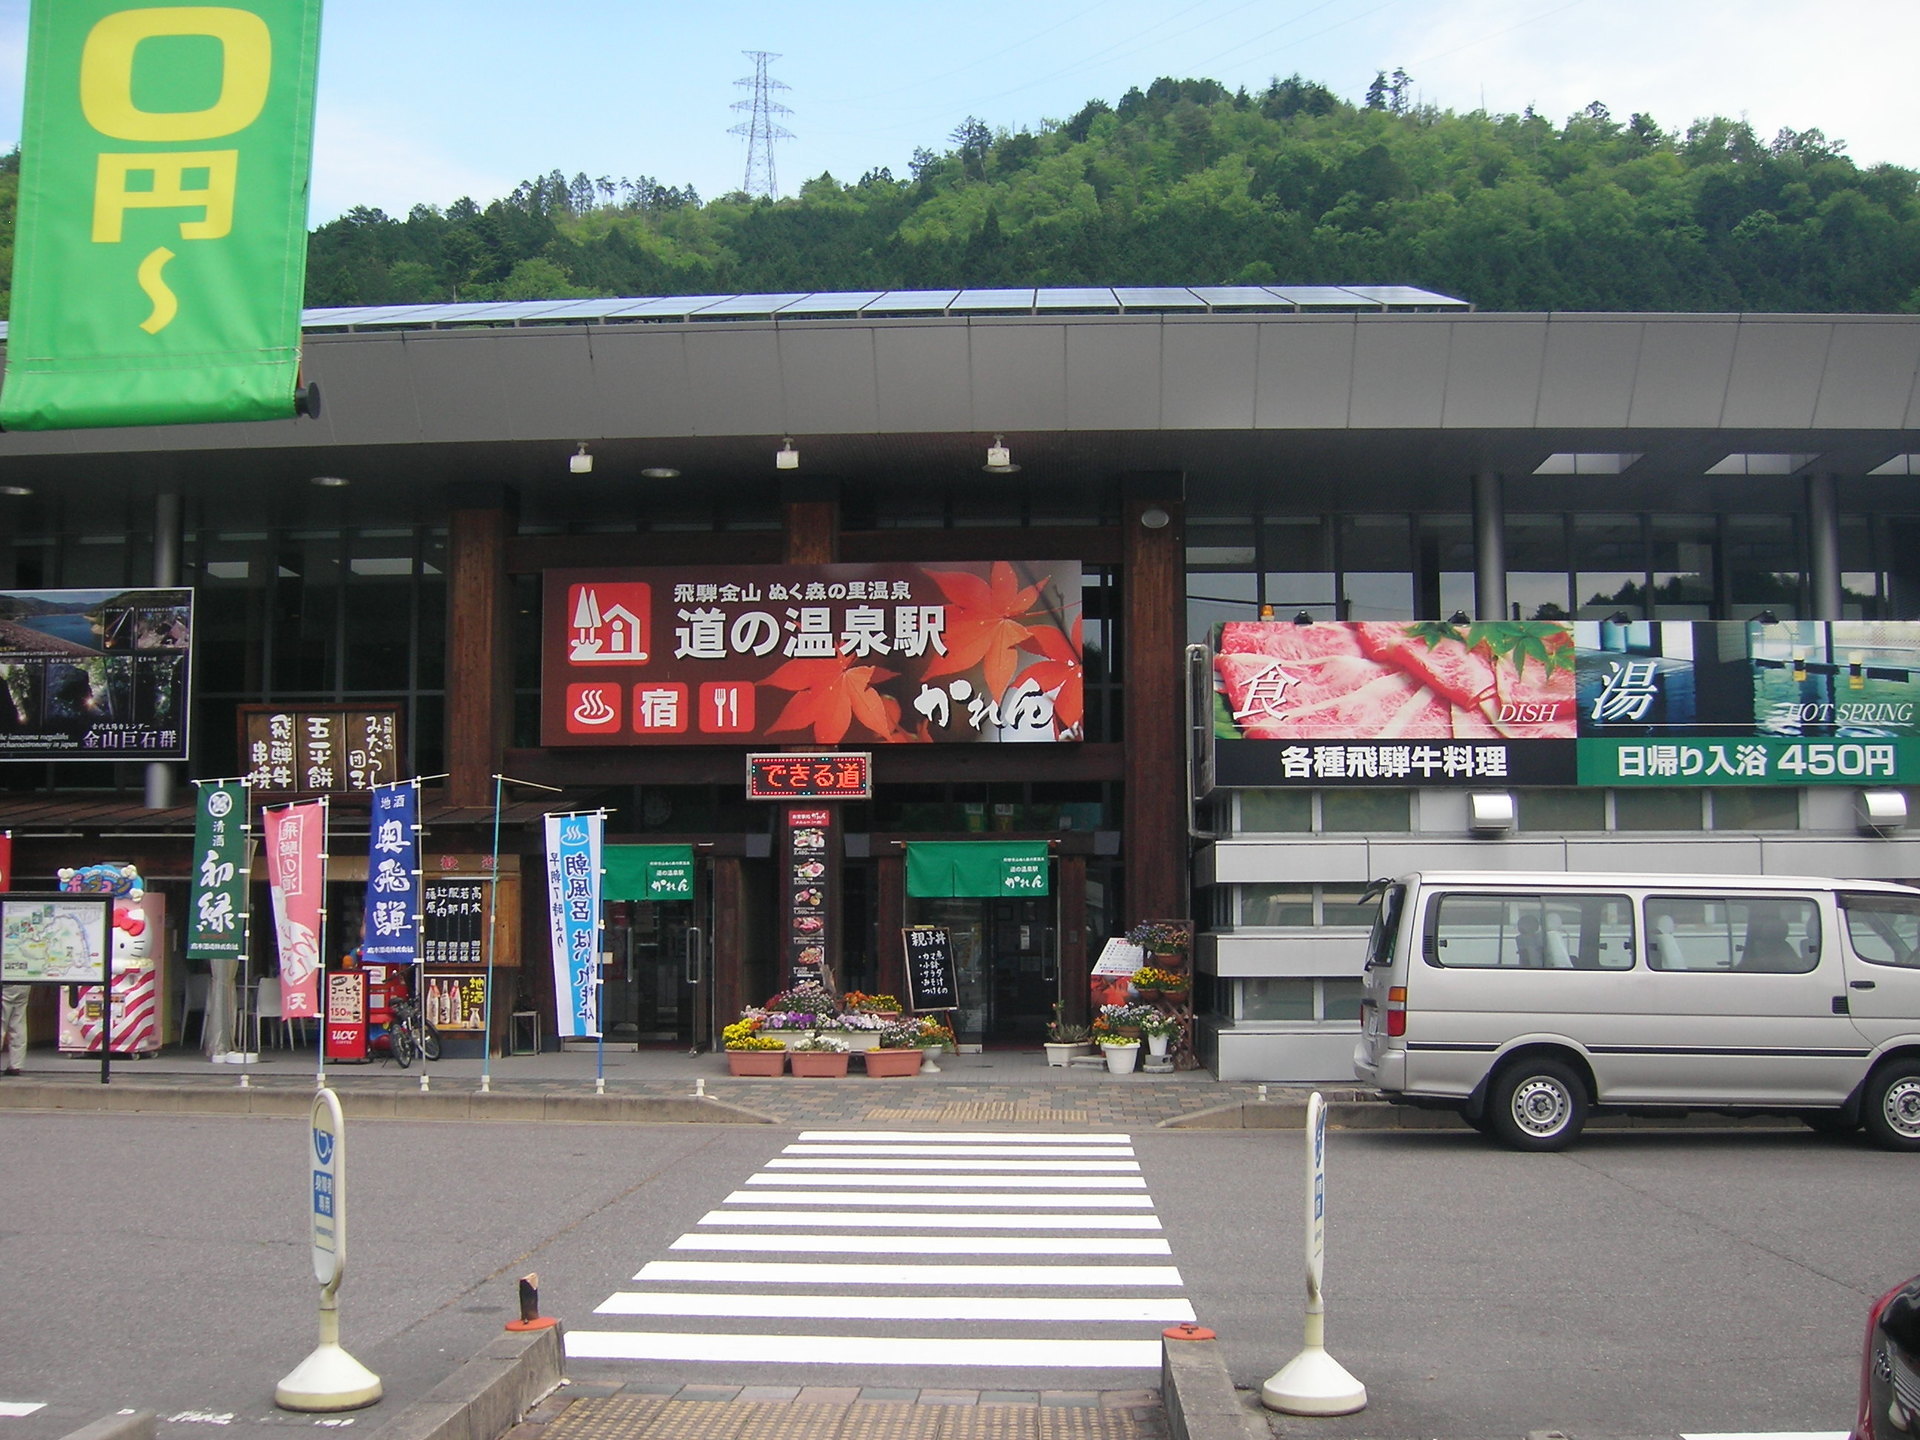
<box><xmin>603</xmin><ymin>844</ymin><xmax>695</xmax><ymax>901</ymax></box>
<box><xmin>905</xmin><ymin>842</ymin><xmax>1051</xmax><ymax>898</ymax></box>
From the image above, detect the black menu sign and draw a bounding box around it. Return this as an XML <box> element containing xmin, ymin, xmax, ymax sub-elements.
<box><xmin>784</xmin><ymin>807</ymin><xmax>836</xmax><ymax>987</ymax></box>
<box><xmin>422</xmin><ymin>880</ymin><xmax>486</xmax><ymax>966</ymax></box>
<box><xmin>902</xmin><ymin>926</ymin><xmax>958</xmax><ymax>1012</ymax></box>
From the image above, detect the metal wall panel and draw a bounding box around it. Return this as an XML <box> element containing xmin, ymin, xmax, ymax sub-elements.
<box><xmin>299</xmin><ymin>332</ymin><xmax>422</xmax><ymax>445</ymax></box>
<box><xmin>777</xmin><ymin>326</ymin><xmax>880</xmax><ymax>433</ymax></box>
<box><xmin>1350</xmin><ymin>319</ymin><xmax>1451</xmax><ymax>428</ymax></box>
<box><xmin>1536</xmin><ymin>319</ymin><xmax>1642</xmax><ymax>427</ymax></box>
<box><xmin>1253</xmin><ymin>320</ymin><xmax>1354</xmax><ymax>428</ymax></box>
<box><xmin>872</xmin><ymin>325</ymin><xmax>973</xmax><ymax>432</ymax></box>
<box><xmin>495</xmin><ymin>330</ymin><xmax>601</xmax><ymax>440</ymax></box>
<box><xmin>1813</xmin><ymin>322</ymin><xmax>1920</xmax><ymax>429</ymax></box>
<box><xmin>1162</xmin><ymin>320</ymin><xmax>1257</xmax><ymax>429</ymax></box>
<box><xmin>1627</xmin><ymin>320</ymin><xmax>1739</xmax><ymax>427</ymax></box>
<box><xmin>1721</xmin><ymin>321</ymin><xmax>1833</xmax><ymax>429</ymax></box>
<box><xmin>969</xmin><ymin>323</ymin><xmax>1067</xmax><ymax>432</ymax></box>
<box><xmin>1440</xmin><ymin>318</ymin><xmax>1549</xmax><ymax>428</ymax></box>
<box><xmin>587</xmin><ymin>327</ymin><xmax>694</xmax><ymax>437</ymax></box>
<box><xmin>685</xmin><ymin>327</ymin><xmax>785</xmax><ymax>436</ymax></box>
<box><xmin>1065</xmin><ymin>321</ymin><xmax>1160</xmax><ymax>430</ymax></box>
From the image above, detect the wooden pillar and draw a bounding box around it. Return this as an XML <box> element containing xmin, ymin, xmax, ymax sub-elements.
<box><xmin>712</xmin><ymin>855</ymin><xmax>745</xmax><ymax>1032</ymax></box>
<box><xmin>1059</xmin><ymin>853</ymin><xmax>1089</xmax><ymax>1027</ymax></box>
<box><xmin>1122</xmin><ymin>479</ymin><xmax>1187</xmax><ymax>924</ymax></box>
<box><xmin>784</xmin><ymin>478</ymin><xmax>839</xmax><ymax>564</ymax></box>
<box><xmin>878</xmin><ymin>850</ymin><xmax>906</xmax><ymax>1002</ymax></box>
<box><xmin>446</xmin><ymin>495</ymin><xmax>515</xmax><ymax>808</ymax></box>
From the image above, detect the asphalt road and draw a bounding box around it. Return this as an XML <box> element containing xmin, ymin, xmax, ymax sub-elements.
<box><xmin>0</xmin><ymin>1112</ymin><xmax>1911</xmax><ymax>1440</ymax></box>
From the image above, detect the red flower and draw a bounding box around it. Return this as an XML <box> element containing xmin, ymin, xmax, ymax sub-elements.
<box><xmin>921</xmin><ymin>562</ymin><xmax>1049</xmax><ymax>698</ymax></box>
<box><xmin>763</xmin><ymin>656</ymin><xmax>901</xmax><ymax>744</ymax></box>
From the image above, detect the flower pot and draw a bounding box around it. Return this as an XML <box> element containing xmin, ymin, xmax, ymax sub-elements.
<box><xmin>1115</xmin><ymin>1024</ymin><xmax>1142</xmax><ymax>1039</ymax></box>
<box><xmin>1043</xmin><ymin>1041</ymin><xmax>1086</xmax><ymax>1067</ymax></box>
<box><xmin>789</xmin><ymin>1050</ymin><xmax>851</xmax><ymax>1077</ymax></box>
<box><xmin>1159</xmin><ymin>989</ymin><xmax>1190</xmax><ymax>1007</ymax></box>
<box><xmin>726</xmin><ymin>1049</ymin><xmax>786</xmax><ymax>1077</ymax></box>
<box><xmin>1146</xmin><ymin>1032</ymin><xmax>1172</xmax><ymax>1059</ymax></box>
<box><xmin>864</xmin><ymin>1047</ymin><xmax>923</xmax><ymax>1078</ymax></box>
<box><xmin>1102</xmin><ymin>1043</ymin><xmax>1141</xmax><ymax>1075</ymax></box>
<box><xmin>1132</xmin><ymin>987</ymin><xmax>1160</xmax><ymax>1003</ymax></box>
<box><xmin>918</xmin><ymin>1046</ymin><xmax>945</xmax><ymax>1074</ymax></box>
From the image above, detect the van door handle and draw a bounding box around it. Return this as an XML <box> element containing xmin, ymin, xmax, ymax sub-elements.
<box><xmin>1850</xmin><ymin>980</ymin><xmax>1876</xmax><ymax>990</ymax></box>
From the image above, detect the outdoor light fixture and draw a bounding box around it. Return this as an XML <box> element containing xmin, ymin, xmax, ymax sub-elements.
<box><xmin>1258</xmin><ymin>603</ymin><xmax>1275</xmax><ymax>620</ymax></box>
<box><xmin>309</xmin><ymin>475</ymin><xmax>349</xmax><ymax>489</ymax></box>
<box><xmin>1448</xmin><ymin>610</ymin><xmax>1471</xmax><ymax>624</ymax></box>
<box><xmin>569</xmin><ymin>443</ymin><xmax>594</xmax><ymax>475</ymax></box>
<box><xmin>641</xmin><ymin>467</ymin><xmax>681</xmax><ymax>480</ymax></box>
<box><xmin>776</xmin><ymin>438</ymin><xmax>799</xmax><ymax>470</ymax></box>
<box><xmin>1608</xmin><ymin>611</ymin><xmax>1634</xmax><ymax>625</ymax></box>
<box><xmin>1752</xmin><ymin>610</ymin><xmax>1780</xmax><ymax>624</ymax></box>
<box><xmin>983</xmin><ymin>434</ymin><xmax>1019</xmax><ymax>474</ymax></box>
<box><xmin>1293</xmin><ymin>611</ymin><xmax>1314</xmax><ymax>626</ymax></box>
<box><xmin>1140</xmin><ymin>505</ymin><xmax>1170</xmax><ymax>529</ymax></box>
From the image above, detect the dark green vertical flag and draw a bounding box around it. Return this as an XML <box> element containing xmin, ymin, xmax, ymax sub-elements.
<box><xmin>188</xmin><ymin>781</ymin><xmax>250</xmax><ymax>959</ymax></box>
<box><xmin>1</xmin><ymin>0</ymin><xmax>323</xmax><ymax>430</ymax></box>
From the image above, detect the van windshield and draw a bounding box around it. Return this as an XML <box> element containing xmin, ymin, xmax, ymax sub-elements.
<box><xmin>1365</xmin><ymin>884</ymin><xmax>1404</xmax><ymax>968</ymax></box>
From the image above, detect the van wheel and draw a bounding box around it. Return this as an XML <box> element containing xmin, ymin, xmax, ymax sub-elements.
<box><xmin>1863</xmin><ymin>1062</ymin><xmax>1920</xmax><ymax>1151</ymax></box>
<box><xmin>1488</xmin><ymin>1059</ymin><xmax>1588</xmax><ymax>1152</ymax></box>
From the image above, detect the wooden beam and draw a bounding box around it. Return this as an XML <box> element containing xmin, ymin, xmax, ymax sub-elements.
<box><xmin>1122</xmin><ymin>484</ymin><xmax>1187</xmax><ymax>923</ymax></box>
<box><xmin>447</xmin><ymin>506</ymin><xmax>513</xmax><ymax>808</ymax></box>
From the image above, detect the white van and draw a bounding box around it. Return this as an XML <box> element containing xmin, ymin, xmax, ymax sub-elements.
<box><xmin>1354</xmin><ymin>871</ymin><xmax>1920</xmax><ymax>1151</ymax></box>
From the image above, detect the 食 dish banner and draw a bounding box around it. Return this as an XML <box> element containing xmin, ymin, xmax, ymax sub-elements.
<box><xmin>1</xmin><ymin>0</ymin><xmax>323</xmax><ymax>429</ymax></box>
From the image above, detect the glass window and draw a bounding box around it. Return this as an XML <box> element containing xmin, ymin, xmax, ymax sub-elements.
<box><xmin>1429</xmin><ymin>892</ymin><xmax>1635</xmax><ymax>969</ymax></box>
<box><xmin>1320</xmin><ymin>887</ymin><xmax>1375</xmax><ymax>926</ymax></box>
<box><xmin>1338</xmin><ymin>515</ymin><xmax>1412</xmax><ymax>619</ymax></box>
<box><xmin>1648</xmin><ymin>515</ymin><xmax>1715</xmax><ymax>620</ymax></box>
<box><xmin>1574</xmin><ymin>513</ymin><xmax>1646</xmax><ymax>619</ymax></box>
<box><xmin>1240</xmin><ymin>885</ymin><xmax>1314</xmax><ymax>926</ymax></box>
<box><xmin>1646</xmin><ymin>895</ymin><xmax>1818</xmax><ymax>973</ymax></box>
<box><xmin>1264</xmin><ymin>516</ymin><xmax>1335</xmax><ymax>620</ymax></box>
<box><xmin>1506</xmin><ymin>515</ymin><xmax>1571</xmax><ymax>621</ymax></box>
<box><xmin>1841</xmin><ymin>893</ymin><xmax>1920</xmax><ymax>969</ymax></box>
<box><xmin>1322</xmin><ymin>978</ymin><xmax>1365</xmax><ymax>1021</ymax></box>
<box><xmin>1519</xmin><ymin>788</ymin><xmax>1607</xmax><ymax>831</ymax></box>
<box><xmin>1614</xmin><ymin>789</ymin><xmax>1703</xmax><ymax>830</ymax></box>
<box><xmin>1727</xmin><ymin>514</ymin><xmax>1802</xmax><ymax>618</ymax></box>
<box><xmin>1239</xmin><ymin>977</ymin><xmax>1315</xmax><ymax>1021</ymax></box>
<box><xmin>1238</xmin><ymin>789</ymin><xmax>1312</xmax><ymax>832</ymax></box>
<box><xmin>1710</xmin><ymin>788</ymin><xmax>1799</xmax><ymax>831</ymax></box>
<box><xmin>1321</xmin><ymin>789</ymin><xmax>1410</xmax><ymax>832</ymax></box>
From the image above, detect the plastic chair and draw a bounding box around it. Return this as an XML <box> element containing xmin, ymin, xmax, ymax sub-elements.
<box><xmin>183</xmin><ymin>974</ymin><xmax>210</xmax><ymax>1047</ymax></box>
<box><xmin>254</xmin><ymin>977</ymin><xmax>295</xmax><ymax>1050</ymax></box>
<box><xmin>1652</xmin><ymin>914</ymin><xmax>1690</xmax><ymax>970</ymax></box>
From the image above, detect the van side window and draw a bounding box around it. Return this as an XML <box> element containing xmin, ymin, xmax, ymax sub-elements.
<box><xmin>1428</xmin><ymin>893</ymin><xmax>1635</xmax><ymax>969</ymax></box>
<box><xmin>1840</xmin><ymin>893</ymin><xmax>1920</xmax><ymax>969</ymax></box>
<box><xmin>1645</xmin><ymin>896</ymin><xmax>1820</xmax><ymax>973</ymax></box>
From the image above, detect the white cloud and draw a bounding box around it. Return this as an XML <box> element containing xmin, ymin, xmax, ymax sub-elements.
<box><xmin>308</xmin><ymin>101</ymin><xmax>517</xmax><ymax>223</ymax></box>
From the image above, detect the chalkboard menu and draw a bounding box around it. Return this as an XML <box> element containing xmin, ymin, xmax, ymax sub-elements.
<box><xmin>902</xmin><ymin>926</ymin><xmax>958</xmax><ymax>1011</ymax></box>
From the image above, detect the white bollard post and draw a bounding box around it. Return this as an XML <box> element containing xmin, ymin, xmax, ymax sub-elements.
<box><xmin>1262</xmin><ymin>1091</ymin><xmax>1366</xmax><ymax>1416</ymax></box>
<box><xmin>276</xmin><ymin>1088</ymin><xmax>381</xmax><ymax>1412</ymax></box>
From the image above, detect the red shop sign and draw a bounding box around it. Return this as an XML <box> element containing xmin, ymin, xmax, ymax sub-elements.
<box><xmin>748</xmin><ymin>753</ymin><xmax>871</xmax><ymax>801</ymax></box>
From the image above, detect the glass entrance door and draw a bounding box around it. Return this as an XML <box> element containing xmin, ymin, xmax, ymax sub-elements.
<box><xmin>602</xmin><ymin>896</ymin><xmax>710</xmax><ymax>1048</ymax></box>
<box><xmin>906</xmin><ymin>892</ymin><xmax>1057</xmax><ymax>1047</ymax></box>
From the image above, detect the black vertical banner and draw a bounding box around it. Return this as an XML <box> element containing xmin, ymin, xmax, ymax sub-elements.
<box><xmin>783</xmin><ymin>806</ymin><xmax>838</xmax><ymax>990</ymax></box>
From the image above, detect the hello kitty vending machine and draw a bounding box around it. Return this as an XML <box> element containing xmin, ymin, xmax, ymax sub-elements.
<box><xmin>56</xmin><ymin>863</ymin><xmax>167</xmax><ymax>1055</ymax></box>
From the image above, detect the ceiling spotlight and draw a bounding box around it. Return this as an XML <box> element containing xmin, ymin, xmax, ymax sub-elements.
<box><xmin>640</xmin><ymin>467</ymin><xmax>681</xmax><ymax>480</ymax></box>
<box><xmin>1293</xmin><ymin>611</ymin><xmax>1314</xmax><ymax>626</ymax></box>
<box><xmin>0</xmin><ymin>484</ymin><xmax>34</xmax><ymax>497</ymax></box>
<box><xmin>309</xmin><ymin>475</ymin><xmax>349</xmax><ymax>489</ymax></box>
<box><xmin>1448</xmin><ymin>610</ymin><xmax>1472</xmax><ymax>625</ymax></box>
<box><xmin>1140</xmin><ymin>505</ymin><xmax>1171</xmax><ymax>530</ymax></box>
<box><xmin>984</xmin><ymin>434</ymin><xmax>1019</xmax><ymax>474</ymax></box>
<box><xmin>569</xmin><ymin>443</ymin><xmax>594</xmax><ymax>475</ymax></box>
<box><xmin>776</xmin><ymin>437</ymin><xmax>800</xmax><ymax>470</ymax></box>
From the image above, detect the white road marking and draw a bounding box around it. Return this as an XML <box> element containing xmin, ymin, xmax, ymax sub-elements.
<box><xmin>634</xmin><ymin>1260</ymin><xmax>1185</xmax><ymax>1286</ymax></box>
<box><xmin>699</xmin><ymin>1209</ymin><xmax>1163</xmax><ymax>1229</ymax></box>
<box><xmin>564</xmin><ymin>1330</ymin><xmax>1164</xmax><ymax>1367</ymax></box>
<box><xmin>764</xmin><ymin>1157</ymin><xmax>1141</xmax><ymax>1171</ymax></box>
<box><xmin>0</xmin><ymin>1404</ymin><xmax>48</xmax><ymax>1418</ymax></box>
<box><xmin>726</xmin><ymin>1189</ymin><xmax>1154</xmax><ymax>1207</ymax></box>
<box><xmin>593</xmin><ymin>1292</ymin><xmax>1197</xmax><ymax>1322</ymax></box>
<box><xmin>797</xmin><ymin>1130</ymin><xmax>1131</xmax><ymax>1143</ymax></box>
<box><xmin>1679</xmin><ymin>1434</ymin><xmax>1848</xmax><ymax>1440</ymax></box>
<box><xmin>743</xmin><ymin>1172</ymin><xmax>1146</xmax><ymax>1188</ymax></box>
<box><xmin>783</xmin><ymin>1144</ymin><xmax>1136</xmax><ymax>1157</ymax></box>
<box><xmin>670</xmin><ymin>1233</ymin><xmax>1172</xmax><ymax>1255</ymax></box>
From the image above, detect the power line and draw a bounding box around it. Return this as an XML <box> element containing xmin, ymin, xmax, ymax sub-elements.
<box><xmin>729</xmin><ymin>50</ymin><xmax>794</xmax><ymax>199</ymax></box>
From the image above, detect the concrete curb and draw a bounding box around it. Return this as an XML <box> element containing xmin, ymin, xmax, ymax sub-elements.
<box><xmin>0</xmin><ymin>1081</ymin><xmax>775</xmax><ymax>1125</ymax></box>
<box><xmin>372</xmin><ymin>1324</ymin><xmax>564</xmax><ymax>1440</ymax></box>
<box><xmin>1161</xmin><ymin>1335</ymin><xmax>1269</xmax><ymax>1440</ymax></box>
<box><xmin>55</xmin><ymin>1412</ymin><xmax>154</xmax><ymax>1440</ymax></box>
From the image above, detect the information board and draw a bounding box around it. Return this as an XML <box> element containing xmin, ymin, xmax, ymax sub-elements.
<box><xmin>421</xmin><ymin>881</ymin><xmax>486</xmax><ymax>966</ymax></box>
<box><xmin>0</xmin><ymin>892</ymin><xmax>111</xmax><ymax>982</ymax></box>
<box><xmin>902</xmin><ymin>926</ymin><xmax>958</xmax><ymax>1012</ymax></box>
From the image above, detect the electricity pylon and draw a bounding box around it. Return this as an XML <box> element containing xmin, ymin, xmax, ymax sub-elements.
<box><xmin>729</xmin><ymin>51</ymin><xmax>794</xmax><ymax>200</ymax></box>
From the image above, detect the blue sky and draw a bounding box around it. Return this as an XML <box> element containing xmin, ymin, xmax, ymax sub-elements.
<box><xmin>2</xmin><ymin>0</ymin><xmax>1917</xmax><ymax>225</ymax></box>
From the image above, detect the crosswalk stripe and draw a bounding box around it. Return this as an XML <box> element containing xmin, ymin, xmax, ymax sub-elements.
<box><xmin>565</xmin><ymin>1331</ymin><xmax>1165</xmax><ymax>1367</ymax></box>
<box><xmin>670</xmin><ymin>1234</ymin><xmax>1173</xmax><ymax>1256</ymax></box>
<box><xmin>796</xmin><ymin>1130</ymin><xmax>1131</xmax><ymax>1143</ymax></box>
<box><xmin>593</xmin><ymin>1293</ymin><xmax>1198</xmax><ymax>1322</ymax></box>
<box><xmin>764</xmin><ymin>1157</ymin><xmax>1141</xmax><ymax>1171</ymax></box>
<box><xmin>743</xmin><ymin>1172</ymin><xmax>1147</xmax><ymax>1188</ymax></box>
<box><xmin>699</xmin><ymin>1209</ymin><xmax>1163</xmax><ymax>1229</ymax></box>
<box><xmin>726</xmin><ymin>1189</ymin><xmax>1154</xmax><ymax>1207</ymax></box>
<box><xmin>634</xmin><ymin>1260</ymin><xmax>1185</xmax><ymax>1286</ymax></box>
<box><xmin>783</xmin><ymin>1144</ymin><xmax>1136</xmax><ymax>1157</ymax></box>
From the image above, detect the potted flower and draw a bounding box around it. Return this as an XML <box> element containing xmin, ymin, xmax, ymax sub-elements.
<box><xmin>1132</xmin><ymin>965</ymin><xmax>1182</xmax><ymax>1001</ymax></box>
<box><xmin>916</xmin><ymin>1014</ymin><xmax>957</xmax><ymax>1073</ymax></box>
<box><xmin>844</xmin><ymin>991</ymin><xmax>904</xmax><ymax>1020</ymax></box>
<box><xmin>722</xmin><ymin>1019</ymin><xmax>787</xmax><ymax>1077</ymax></box>
<box><xmin>1138</xmin><ymin>1010</ymin><xmax>1180</xmax><ymax>1060</ymax></box>
<box><xmin>1127</xmin><ymin>919</ymin><xmax>1191</xmax><ymax>967</ymax></box>
<box><xmin>1044</xmin><ymin>1006</ymin><xmax>1092</xmax><ymax>1066</ymax></box>
<box><xmin>1095</xmin><ymin>1002</ymin><xmax>1156</xmax><ymax>1039</ymax></box>
<box><xmin>1096</xmin><ymin>1031</ymin><xmax>1142</xmax><ymax>1075</ymax></box>
<box><xmin>788</xmin><ymin>1032</ymin><xmax>852</xmax><ymax>1078</ymax></box>
<box><xmin>864</xmin><ymin>1020</ymin><xmax>925</xmax><ymax>1077</ymax></box>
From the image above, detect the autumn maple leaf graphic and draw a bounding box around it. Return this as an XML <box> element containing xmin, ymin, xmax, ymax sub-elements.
<box><xmin>921</xmin><ymin>562</ymin><xmax>1049</xmax><ymax>699</ymax></box>
<box><xmin>763</xmin><ymin>656</ymin><xmax>901</xmax><ymax>744</ymax></box>
<box><xmin>1018</xmin><ymin>616</ymin><xmax>1084</xmax><ymax>730</ymax></box>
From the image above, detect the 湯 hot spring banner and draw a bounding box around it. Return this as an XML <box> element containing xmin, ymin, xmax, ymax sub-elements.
<box><xmin>1210</xmin><ymin>619</ymin><xmax>1920</xmax><ymax>787</ymax></box>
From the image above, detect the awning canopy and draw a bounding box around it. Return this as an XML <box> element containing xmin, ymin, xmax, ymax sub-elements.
<box><xmin>603</xmin><ymin>843</ymin><xmax>695</xmax><ymax>901</ymax></box>
<box><xmin>905</xmin><ymin>841</ymin><xmax>1051</xmax><ymax>898</ymax></box>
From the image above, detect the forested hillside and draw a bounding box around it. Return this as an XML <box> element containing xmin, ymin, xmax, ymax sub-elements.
<box><xmin>8</xmin><ymin>74</ymin><xmax>1920</xmax><ymax>314</ymax></box>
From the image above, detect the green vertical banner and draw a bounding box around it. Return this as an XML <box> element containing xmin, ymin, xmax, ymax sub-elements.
<box><xmin>187</xmin><ymin>781</ymin><xmax>250</xmax><ymax>958</ymax></box>
<box><xmin>1</xmin><ymin>0</ymin><xmax>324</xmax><ymax>430</ymax></box>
